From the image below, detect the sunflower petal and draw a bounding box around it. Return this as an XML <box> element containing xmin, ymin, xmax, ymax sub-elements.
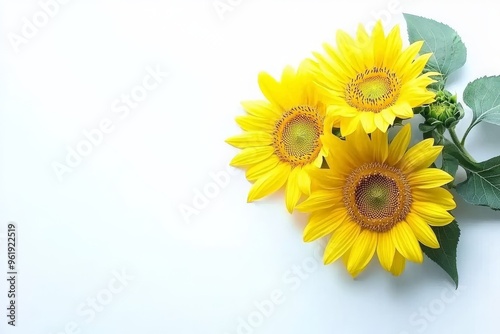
<box><xmin>226</xmin><ymin>132</ymin><xmax>273</xmax><ymax>148</ymax></box>
<box><xmin>405</xmin><ymin>212</ymin><xmax>439</xmax><ymax>248</ymax></box>
<box><xmin>323</xmin><ymin>221</ymin><xmax>361</xmax><ymax>265</ymax></box>
<box><xmin>391</xmin><ymin>102</ymin><xmax>414</xmax><ymax>119</ymax></box>
<box><xmin>297</xmin><ymin>168</ymin><xmax>312</xmax><ymax>195</ymax></box>
<box><xmin>258</xmin><ymin>72</ymin><xmax>291</xmax><ymax>110</ymax></box>
<box><xmin>230</xmin><ymin>146</ymin><xmax>275</xmax><ymax>167</ymax></box>
<box><xmin>387</xmin><ymin>124</ymin><xmax>411</xmax><ymax>165</ymax></box>
<box><xmin>390</xmin><ymin>250</ymin><xmax>406</xmax><ymax>276</ymax></box>
<box><xmin>408</xmin><ymin>168</ymin><xmax>454</xmax><ymax>189</ymax></box>
<box><xmin>394</xmin><ymin>41</ymin><xmax>424</xmax><ymax>74</ymax></box>
<box><xmin>285</xmin><ymin>167</ymin><xmax>302</xmax><ymax>213</ymax></box>
<box><xmin>295</xmin><ymin>189</ymin><xmax>343</xmax><ymax>212</ymax></box>
<box><xmin>398</xmin><ymin>139</ymin><xmax>442</xmax><ymax>173</ymax></box>
<box><xmin>377</xmin><ymin>232</ymin><xmax>395</xmax><ymax>272</ymax></box>
<box><xmin>391</xmin><ymin>221</ymin><xmax>423</xmax><ymax>263</ymax></box>
<box><xmin>241</xmin><ymin>100</ymin><xmax>281</xmax><ymax>118</ymax></box>
<box><xmin>411</xmin><ymin>202</ymin><xmax>454</xmax><ymax>226</ymax></box>
<box><xmin>347</xmin><ymin>229</ymin><xmax>378</xmax><ymax>277</ymax></box>
<box><xmin>412</xmin><ymin>187</ymin><xmax>456</xmax><ymax>210</ymax></box>
<box><xmin>359</xmin><ymin>112</ymin><xmax>377</xmax><ymax>134</ymax></box>
<box><xmin>340</xmin><ymin>115</ymin><xmax>360</xmax><ymax>137</ymax></box>
<box><xmin>303</xmin><ymin>207</ymin><xmax>348</xmax><ymax>242</ymax></box>
<box><xmin>247</xmin><ymin>163</ymin><xmax>291</xmax><ymax>202</ymax></box>
<box><xmin>371</xmin><ymin>129</ymin><xmax>389</xmax><ymax>163</ymax></box>
<box><xmin>245</xmin><ymin>155</ymin><xmax>280</xmax><ymax>181</ymax></box>
<box><xmin>235</xmin><ymin>115</ymin><xmax>275</xmax><ymax>132</ymax></box>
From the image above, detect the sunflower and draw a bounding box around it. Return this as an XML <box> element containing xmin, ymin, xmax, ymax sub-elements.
<box><xmin>313</xmin><ymin>21</ymin><xmax>437</xmax><ymax>136</ymax></box>
<box><xmin>296</xmin><ymin>124</ymin><xmax>455</xmax><ymax>277</ymax></box>
<box><xmin>226</xmin><ymin>61</ymin><xmax>328</xmax><ymax>212</ymax></box>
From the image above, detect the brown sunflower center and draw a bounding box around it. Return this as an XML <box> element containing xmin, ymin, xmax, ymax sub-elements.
<box><xmin>343</xmin><ymin>162</ymin><xmax>412</xmax><ymax>232</ymax></box>
<box><xmin>345</xmin><ymin>67</ymin><xmax>401</xmax><ymax>113</ymax></box>
<box><xmin>273</xmin><ymin>106</ymin><xmax>323</xmax><ymax>167</ymax></box>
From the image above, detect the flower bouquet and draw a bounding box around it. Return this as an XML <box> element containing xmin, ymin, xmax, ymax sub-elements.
<box><xmin>227</xmin><ymin>14</ymin><xmax>499</xmax><ymax>286</ymax></box>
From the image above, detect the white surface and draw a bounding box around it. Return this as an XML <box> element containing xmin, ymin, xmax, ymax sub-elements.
<box><xmin>0</xmin><ymin>0</ymin><xmax>499</xmax><ymax>333</ymax></box>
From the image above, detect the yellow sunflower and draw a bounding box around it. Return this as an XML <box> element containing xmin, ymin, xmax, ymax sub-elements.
<box><xmin>296</xmin><ymin>124</ymin><xmax>455</xmax><ymax>277</ymax></box>
<box><xmin>313</xmin><ymin>21</ymin><xmax>437</xmax><ymax>136</ymax></box>
<box><xmin>226</xmin><ymin>61</ymin><xmax>328</xmax><ymax>212</ymax></box>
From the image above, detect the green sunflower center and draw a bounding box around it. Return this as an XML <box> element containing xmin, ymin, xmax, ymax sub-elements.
<box><xmin>345</xmin><ymin>67</ymin><xmax>401</xmax><ymax>113</ymax></box>
<box><xmin>355</xmin><ymin>173</ymin><xmax>399</xmax><ymax>219</ymax></box>
<box><xmin>359</xmin><ymin>76</ymin><xmax>391</xmax><ymax>99</ymax></box>
<box><xmin>344</xmin><ymin>163</ymin><xmax>412</xmax><ymax>232</ymax></box>
<box><xmin>273</xmin><ymin>106</ymin><xmax>323</xmax><ymax>167</ymax></box>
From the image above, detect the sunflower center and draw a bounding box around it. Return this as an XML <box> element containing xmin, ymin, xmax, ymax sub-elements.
<box><xmin>273</xmin><ymin>105</ymin><xmax>323</xmax><ymax>166</ymax></box>
<box><xmin>344</xmin><ymin>162</ymin><xmax>412</xmax><ymax>232</ymax></box>
<box><xmin>345</xmin><ymin>67</ymin><xmax>401</xmax><ymax>113</ymax></box>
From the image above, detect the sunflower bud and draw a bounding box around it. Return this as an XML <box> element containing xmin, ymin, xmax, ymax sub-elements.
<box><xmin>417</xmin><ymin>90</ymin><xmax>465</xmax><ymax>134</ymax></box>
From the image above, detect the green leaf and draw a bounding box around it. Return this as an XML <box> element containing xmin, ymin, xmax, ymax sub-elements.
<box><xmin>444</xmin><ymin>141</ymin><xmax>500</xmax><ymax>209</ymax></box>
<box><xmin>456</xmin><ymin>155</ymin><xmax>500</xmax><ymax>209</ymax></box>
<box><xmin>403</xmin><ymin>13</ymin><xmax>467</xmax><ymax>81</ymax></box>
<box><xmin>463</xmin><ymin>76</ymin><xmax>500</xmax><ymax>131</ymax></box>
<box><xmin>442</xmin><ymin>143</ymin><xmax>459</xmax><ymax>178</ymax></box>
<box><xmin>421</xmin><ymin>221</ymin><xmax>460</xmax><ymax>287</ymax></box>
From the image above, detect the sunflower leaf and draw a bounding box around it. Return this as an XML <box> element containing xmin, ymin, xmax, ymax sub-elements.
<box><xmin>456</xmin><ymin>155</ymin><xmax>500</xmax><ymax>210</ymax></box>
<box><xmin>463</xmin><ymin>76</ymin><xmax>500</xmax><ymax>131</ymax></box>
<box><xmin>421</xmin><ymin>221</ymin><xmax>460</xmax><ymax>287</ymax></box>
<box><xmin>444</xmin><ymin>142</ymin><xmax>500</xmax><ymax>210</ymax></box>
<box><xmin>403</xmin><ymin>13</ymin><xmax>467</xmax><ymax>82</ymax></box>
<box><xmin>441</xmin><ymin>143</ymin><xmax>459</xmax><ymax>179</ymax></box>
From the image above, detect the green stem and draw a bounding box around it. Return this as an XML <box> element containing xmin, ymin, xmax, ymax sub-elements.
<box><xmin>449</xmin><ymin>127</ymin><xmax>476</xmax><ymax>162</ymax></box>
<box><xmin>460</xmin><ymin>122</ymin><xmax>474</xmax><ymax>146</ymax></box>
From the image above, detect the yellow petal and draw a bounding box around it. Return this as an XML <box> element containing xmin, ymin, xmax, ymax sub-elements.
<box><xmin>297</xmin><ymin>168</ymin><xmax>312</xmax><ymax>195</ymax></box>
<box><xmin>377</xmin><ymin>232</ymin><xmax>395</xmax><ymax>272</ymax></box>
<box><xmin>374</xmin><ymin>113</ymin><xmax>389</xmax><ymax>132</ymax></box>
<box><xmin>323</xmin><ymin>221</ymin><xmax>361</xmax><ymax>265</ymax></box>
<box><xmin>308</xmin><ymin>168</ymin><xmax>345</xmax><ymax>189</ymax></box>
<box><xmin>336</xmin><ymin>30</ymin><xmax>364</xmax><ymax>73</ymax></box>
<box><xmin>322</xmin><ymin>135</ymin><xmax>358</xmax><ymax>175</ymax></box>
<box><xmin>258</xmin><ymin>72</ymin><xmax>291</xmax><ymax>110</ymax></box>
<box><xmin>390</xmin><ymin>250</ymin><xmax>406</xmax><ymax>276</ymax></box>
<box><xmin>245</xmin><ymin>155</ymin><xmax>280</xmax><ymax>181</ymax></box>
<box><xmin>405</xmin><ymin>212</ymin><xmax>439</xmax><ymax>248</ymax></box>
<box><xmin>346</xmin><ymin>229</ymin><xmax>378</xmax><ymax>277</ymax></box>
<box><xmin>235</xmin><ymin>115</ymin><xmax>275</xmax><ymax>132</ymax></box>
<box><xmin>241</xmin><ymin>100</ymin><xmax>281</xmax><ymax>118</ymax></box>
<box><xmin>226</xmin><ymin>132</ymin><xmax>273</xmax><ymax>148</ymax></box>
<box><xmin>398</xmin><ymin>139</ymin><xmax>442</xmax><ymax>173</ymax></box>
<box><xmin>391</xmin><ymin>102</ymin><xmax>414</xmax><ymax>119</ymax></box>
<box><xmin>412</xmin><ymin>187</ymin><xmax>456</xmax><ymax>210</ymax></box>
<box><xmin>340</xmin><ymin>115</ymin><xmax>360</xmax><ymax>137</ymax></box>
<box><xmin>295</xmin><ymin>189</ymin><xmax>342</xmax><ymax>212</ymax></box>
<box><xmin>394</xmin><ymin>41</ymin><xmax>424</xmax><ymax>74</ymax></box>
<box><xmin>359</xmin><ymin>111</ymin><xmax>377</xmax><ymax>134</ymax></box>
<box><xmin>371</xmin><ymin>21</ymin><xmax>387</xmax><ymax>66</ymax></box>
<box><xmin>411</xmin><ymin>202</ymin><xmax>454</xmax><ymax>226</ymax></box>
<box><xmin>356</xmin><ymin>24</ymin><xmax>370</xmax><ymax>45</ymax></box>
<box><xmin>408</xmin><ymin>168</ymin><xmax>454</xmax><ymax>189</ymax></box>
<box><xmin>247</xmin><ymin>163</ymin><xmax>291</xmax><ymax>202</ymax></box>
<box><xmin>391</xmin><ymin>221</ymin><xmax>423</xmax><ymax>263</ymax></box>
<box><xmin>387</xmin><ymin>124</ymin><xmax>411</xmax><ymax>165</ymax></box>
<box><xmin>371</xmin><ymin>129</ymin><xmax>389</xmax><ymax>163</ymax></box>
<box><xmin>346</xmin><ymin>124</ymin><xmax>372</xmax><ymax>159</ymax></box>
<box><xmin>230</xmin><ymin>146</ymin><xmax>275</xmax><ymax>167</ymax></box>
<box><xmin>403</xmin><ymin>53</ymin><xmax>433</xmax><ymax>82</ymax></box>
<box><xmin>382</xmin><ymin>25</ymin><xmax>402</xmax><ymax>69</ymax></box>
<box><xmin>285</xmin><ymin>167</ymin><xmax>302</xmax><ymax>213</ymax></box>
<box><xmin>303</xmin><ymin>207</ymin><xmax>348</xmax><ymax>242</ymax></box>
<box><xmin>380</xmin><ymin>108</ymin><xmax>396</xmax><ymax>125</ymax></box>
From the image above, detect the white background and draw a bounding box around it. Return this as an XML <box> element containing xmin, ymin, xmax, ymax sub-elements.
<box><xmin>0</xmin><ymin>0</ymin><xmax>499</xmax><ymax>333</ymax></box>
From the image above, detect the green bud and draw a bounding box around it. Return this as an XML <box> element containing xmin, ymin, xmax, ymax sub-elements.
<box><xmin>417</xmin><ymin>90</ymin><xmax>464</xmax><ymax>134</ymax></box>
